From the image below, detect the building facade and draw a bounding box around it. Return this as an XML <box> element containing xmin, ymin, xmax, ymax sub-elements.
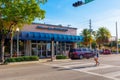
<box><xmin>13</xmin><ymin>23</ymin><xmax>83</xmax><ymax>58</ymax></box>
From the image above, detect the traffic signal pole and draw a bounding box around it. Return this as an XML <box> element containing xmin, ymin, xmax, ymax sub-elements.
<box><xmin>72</xmin><ymin>0</ymin><xmax>94</xmax><ymax>49</ymax></box>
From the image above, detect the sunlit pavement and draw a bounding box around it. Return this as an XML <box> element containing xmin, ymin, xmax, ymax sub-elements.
<box><xmin>0</xmin><ymin>54</ymin><xmax>120</xmax><ymax>80</ymax></box>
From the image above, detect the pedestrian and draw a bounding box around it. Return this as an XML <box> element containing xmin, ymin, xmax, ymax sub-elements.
<box><xmin>94</xmin><ymin>47</ymin><xmax>100</xmax><ymax>66</ymax></box>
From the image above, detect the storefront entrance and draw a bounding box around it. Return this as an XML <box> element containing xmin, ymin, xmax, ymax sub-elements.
<box><xmin>31</xmin><ymin>41</ymin><xmax>51</xmax><ymax>58</ymax></box>
<box><xmin>38</xmin><ymin>42</ymin><xmax>51</xmax><ymax>58</ymax></box>
<box><xmin>31</xmin><ymin>41</ymin><xmax>73</xmax><ymax>58</ymax></box>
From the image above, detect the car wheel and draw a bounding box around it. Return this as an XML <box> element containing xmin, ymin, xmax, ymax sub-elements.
<box><xmin>79</xmin><ymin>55</ymin><xmax>83</xmax><ymax>59</ymax></box>
<box><xmin>70</xmin><ymin>54</ymin><xmax>75</xmax><ymax>60</ymax></box>
<box><xmin>86</xmin><ymin>57</ymin><xmax>90</xmax><ymax>59</ymax></box>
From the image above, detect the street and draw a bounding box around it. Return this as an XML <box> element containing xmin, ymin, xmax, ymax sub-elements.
<box><xmin>0</xmin><ymin>54</ymin><xmax>120</xmax><ymax>80</ymax></box>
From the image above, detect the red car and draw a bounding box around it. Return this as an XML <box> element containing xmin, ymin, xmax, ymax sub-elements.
<box><xmin>69</xmin><ymin>48</ymin><xmax>95</xmax><ymax>59</ymax></box>
<box><xmin>102</xmin><ymin>49</ymin><xmax>111</xmax><ymax>54</ymax></box>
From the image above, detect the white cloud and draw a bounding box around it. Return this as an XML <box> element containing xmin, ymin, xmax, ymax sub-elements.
<box><xmin>91</xmin><ymin>9</ymin><xmax>120</xmax><ymax>38</ymax></box>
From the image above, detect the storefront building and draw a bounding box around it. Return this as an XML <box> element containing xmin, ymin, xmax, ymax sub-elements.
<box><xmin>14</xmin><ymin>23</ymin><xmax>83</xmax><ymax>58</ymax></box>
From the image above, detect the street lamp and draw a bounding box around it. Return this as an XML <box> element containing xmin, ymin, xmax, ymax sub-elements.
<box><xmin>16</xmin><ymin>27</ymin><xmax>19</xmax><ymax>57</ymax></box>
<box><xmin>10</xmin><ymin>30</ymin><xmax>13</xmax><ymax>58</ymax></box>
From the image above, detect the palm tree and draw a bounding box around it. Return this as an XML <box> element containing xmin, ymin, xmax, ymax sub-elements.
<box><xmin>96</xmin><ymin>27</ymin><xmax>111</xmax><ymax>48</ymax></box>
<box><xmin>81</xmin><ymin>28</ymin><xmax>93</xmax><ymax>47</ymax></box>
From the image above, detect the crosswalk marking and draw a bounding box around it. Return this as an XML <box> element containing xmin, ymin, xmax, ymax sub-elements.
<box><xmin>59</xmin><ymin>63</ymin><xmax>94</xmax><ymax>68</ymax></box>
<box><xmin>79</xmin><ymin>65</ymin><xmax>114</xmax><ymax>71</ymax></box>
<box><xmin>74</xmin><ymin>70</ymin><xmax>120</xmax><ymax>80</ymax></box>
<box><xmin>104</xmin><ymin>71</ymin><xmax>120</xmax><ymax>77</ymax></box>
<box><xmin>49</xmin><ymin>61</ymin><xmax>84</xmax><ymax>66</ymax></box>
<box><xmin>62</xmin><ymin>64</ymin><xmax>120</xmax><ymax>80</ymax></box>
<box><xmin>45</xmin><ymin>62</ymin><xmax>120</xmax><ymax>80</ymax></box>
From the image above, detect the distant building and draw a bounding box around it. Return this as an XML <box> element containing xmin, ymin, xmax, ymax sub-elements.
<box><xmin>109</xmin><ymin>36</ymin><xmax>116</xmax><ymax>42</ymax></box>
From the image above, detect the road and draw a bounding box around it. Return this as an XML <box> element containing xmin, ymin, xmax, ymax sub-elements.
<box><xmin>0</xmin><ymin>54</ymin><xmax>120</xmax><ymax>80</ymax></box>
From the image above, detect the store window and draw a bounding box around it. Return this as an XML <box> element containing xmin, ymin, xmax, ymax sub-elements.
<box><xmin>46</xmin><ymin>43</ymin><xmax>51</xmax><ymax>57</ymax></box>
<box><xmin>31</xmin><ymin>44</ymin><xmax>37</xmax><ymax>56</ymax></box>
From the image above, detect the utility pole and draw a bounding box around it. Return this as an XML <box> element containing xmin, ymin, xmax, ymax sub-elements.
<box><xmin>116</xmin><ymin>22</ymin><xmax>119</xmax><ymax>54</ymax></box>
<box><xmin>51</xmin><ymin>38</ymin><xmax>54</xmax><ymax>61</ymax></box>
<box><xmin>10</xmin><ymin>31</ymin><xmax>13</xmax><ymax>58</ymax></box>
<box><xmin>89</xmin><ymin>19</ymin><xmax>92</xmax><ymax>49</ymax></box>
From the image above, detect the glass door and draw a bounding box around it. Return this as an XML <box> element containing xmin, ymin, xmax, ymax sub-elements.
<box><xmin>31</xmin><ymin>41</ymin><xmax>51</xmax><ymax>58</ymax></box>
<box><xmin>31</xmin><ymin>44</ymin><xmax>38</xmax><ymax>56</ymax></box>
<box><xmin>46</xmin><ymin>43</ymin><xmax>51</xmax><ymax>57</ymax></box>
<box><xmin>41</xmin><ymin>44</ymin><xmax>46</xmax><ymax>58</ymax></box>
<box><xmin>38</xmin><ymin>44</ymin><xmax>42</xmax><ymax>58</ymax></box>
<box><xmin>38</xmin><ymin>42</ymin><xmax>47</xmax><ymax>58</ymax></box>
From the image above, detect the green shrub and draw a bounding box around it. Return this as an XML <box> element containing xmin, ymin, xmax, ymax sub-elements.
<box><xmin>29</xmin><ymin>56</ymin><xmax>39</xmax><ymax>61</ymax></box>
<box><xmin>15</xmin><ymin>57</ymin><xmax>24</xmax><ymax>62</ymax></box>
<box><xmin>112</xmin><ymin>50</ymin><xmax>120</xmax><ymax>53</ymax></box>
<box><xmin>5</xmin><ymin>56</ymin><xmax>39</xmax><ymax>63</ymax></box>
<box><xmin>5</xmin><ymin>58</ymin><xmax>16</xmax><ymax>62</ymax></box>
<box><xmin>56</xmin><ymin>55</ymin><xmax>67</xmax><ymax>59</ymax></box>
<box><xmin>22</xmin><ymin>56</ymin><xmax>31</xmax><ymax>61</ymax></box>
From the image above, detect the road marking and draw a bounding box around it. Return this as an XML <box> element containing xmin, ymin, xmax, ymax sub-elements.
<box><xmin>73</xmin><ymin>69</ymin><xmax>120</xmax><ymax>80</ymax></box>
<box><xmin>79</xmin><ymin>65</ymin><xmax>114</xmax><ymax>71</ymax></box>
<box><xmin>45</xmin><ymin>61</ymin><xmax>85</xmax><ymax>66</ymax></box>
<box><xmin>60</xmin><ymin>63</ymin><xmax>94</xmax><ymax>67</ymax></box>
<box><xmin>104</xmin><ymin>71</ymin><xmax>120</xmax><ymax>77</ymax></box>
<box><xmin>44</xmin><ymin>61</ymin><xmax>85</xmax><ymax>67</ymax></box>
<box><xmin>62</xmin><ymin>64</ymin><xmax>120</xmax><ymax>80</ymax></box>
<box><xmin>45</xmin><ymin>62</ymin><xmax>120</xmax><ymax>80</ymax></box>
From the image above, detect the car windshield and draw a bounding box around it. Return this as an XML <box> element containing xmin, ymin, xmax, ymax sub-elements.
<box><xmin>82</xmin><ymin>48</ymin><xmax>87</xmax><ymax>51</ymax></box>
<box><xmin>70</xmin><ymin>48</ymin><xmax>92</xmax><ymax>52</ymax></box>
<box><xmin>70</xmin><ymin>49</ymin><xmax>81</xmax><ymax>52</ymax></box>
<box><xmin>75</xmin><ymin>49</ymin><xmax>81</xmax><ymax>52</ymax></box>
<box><xmin>81</xmin><ymin>48</ymin><xmax>91</xmax><ymax>51</ymax></box>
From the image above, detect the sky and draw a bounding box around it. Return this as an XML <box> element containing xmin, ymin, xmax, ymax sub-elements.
<box><xmin>34</xmin><ymin>0</ymin><xmax>120</xmax><ymax>39</ymax></box>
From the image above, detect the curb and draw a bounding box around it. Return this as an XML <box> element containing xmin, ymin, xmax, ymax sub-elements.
<box><xmin>7</xmin><ymin>61</ymin><xmax>40</xmax><ymax>65</ymax></box>
<box><xmin>54</xmin><ymin>59</ymin><xmax>71</xmax><ymax>62</ymax></box>
<box><xmin>2</xmin><ymin>59</ymin><xmax>71</xmax><ymax>65</ymax></box>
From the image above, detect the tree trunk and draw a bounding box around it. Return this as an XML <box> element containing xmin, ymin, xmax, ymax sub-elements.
<box><xmin>0</xmin><ymin>37</ymin><xmax>5</xmax><ymax>63</ymax></box>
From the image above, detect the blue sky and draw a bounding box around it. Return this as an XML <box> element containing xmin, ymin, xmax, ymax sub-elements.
<box><xmin>34</xmin><ymin>0</ymin><xmax>120</xmax><ymax>38</ymax></box>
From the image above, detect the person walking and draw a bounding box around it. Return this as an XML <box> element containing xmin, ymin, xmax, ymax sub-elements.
<box><xmin>94</xmin><ymin>47</ymin><xmax>100</xmax><ymax>66</ymax></box>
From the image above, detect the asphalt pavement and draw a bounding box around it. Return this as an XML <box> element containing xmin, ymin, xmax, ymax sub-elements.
<box><xmin>0</xmin><ymin>54</ymin><xmax>120</xmax><ymax>80</ymax></box>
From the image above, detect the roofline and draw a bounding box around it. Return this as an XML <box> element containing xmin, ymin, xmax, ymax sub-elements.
<box><xmin>32</xmin><ymin>23</ymin><xmax>77</xmax><ymax>30</ymax></box>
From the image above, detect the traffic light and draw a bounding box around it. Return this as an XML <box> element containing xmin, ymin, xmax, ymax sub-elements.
<box><xmin>72</xmin><ymin>1</ymin><xmax>83</xmax><ymax>7</ymax></box>
<box><xmin>85</xmin><ymin>0</ymin><xmax>94</xmax><ymax>4</ymax></box>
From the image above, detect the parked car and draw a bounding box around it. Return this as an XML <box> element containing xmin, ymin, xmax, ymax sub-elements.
<box><xmin>102</xmin><ymin>49</ymin><xmax>111</xmax><ymax>54</ymax></box>
<box><xmin>99</xmin><ymin>49</ymin><xmax>103</xmax><ymax>54</ymax></box>
<box><xmin>69</xmin><ymin>48</ymin><xmax>95</xmax><ymax>59</ymax></box>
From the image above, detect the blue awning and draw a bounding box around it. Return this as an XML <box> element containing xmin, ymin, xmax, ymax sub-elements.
<box><xmin>17</xmin><ymin>31</ymin><xmax>83</xmax><ymax>42</ymax></box>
